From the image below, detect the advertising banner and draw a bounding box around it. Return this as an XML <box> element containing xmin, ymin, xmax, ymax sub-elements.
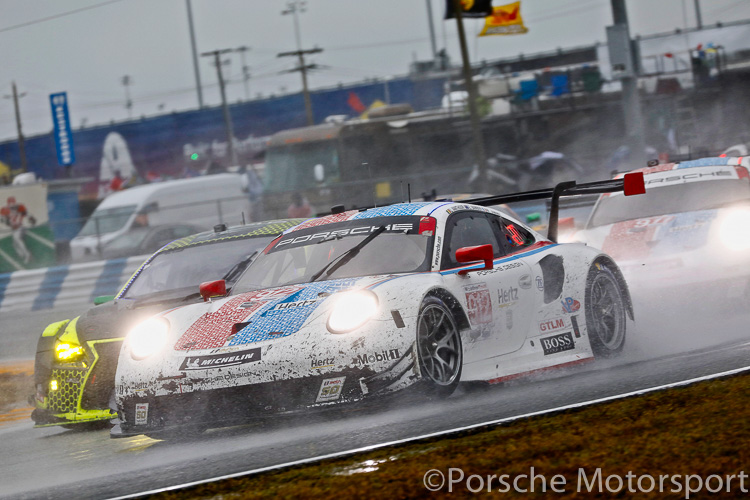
<box><xmin>0</xmin><ymin>184</ymin><xmax>55</xmax><ymax>272</ymax></box>
<box><xmin>479</xmin><ymin>1</ymin><xmax>529</xmax><ymax>36</ymax></box>
<box><xmin>50</xmin><ymin>92</ymin><xmax>76</xmax><ymax>167</ymax></box>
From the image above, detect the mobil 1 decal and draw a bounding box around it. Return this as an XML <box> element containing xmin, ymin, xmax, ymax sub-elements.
<box><xmin>464</xmin><ymin>283</ymin><xmax>493</xmax><ymax>325</ymax></box>
<box><xmin>541</xmin><ymin>332</ymin><xmax>575</xmax><ymax>355</ymax></box>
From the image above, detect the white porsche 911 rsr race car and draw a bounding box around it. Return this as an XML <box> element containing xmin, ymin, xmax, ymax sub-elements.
<box><xmin>112</xmin><ymin>177</ymin><xmax>644</xmax><ymax>438</ymax></box>
<box><xmin>574</xmin><ymin>157</ymin><xmax>750</xmax><ymax>298</ymax></box>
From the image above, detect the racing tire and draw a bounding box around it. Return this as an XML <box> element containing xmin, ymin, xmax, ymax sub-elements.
<box><xmin>585</xmin><ymin>263</ymin><xmax>627</xmax><ymax>358</ymax></box>
<box><xmin>416</xmin><ymin>296</ymin><xmax>463</xmax><ymax>398</ymax></box>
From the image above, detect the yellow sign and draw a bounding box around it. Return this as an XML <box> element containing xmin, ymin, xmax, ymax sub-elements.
<box><xmin>375</xmin><ymin>182</ymin><xmax>392</xmax><ymax>199</ymax></box>
<box><xmin>479</xmin><ymin>1</ymin><xmax>529</xmax><ymax>37</ymax></box>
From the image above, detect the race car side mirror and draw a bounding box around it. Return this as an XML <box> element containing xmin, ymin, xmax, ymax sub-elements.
<box><xmin>456</xmin><ymin>244</ymin><xmax>494</xmax><ymax>275</ymax></box>
<box><xmin>199</xmin><ymin>279</ymin><xmax>227</xmax><ymax>302</ymax></box>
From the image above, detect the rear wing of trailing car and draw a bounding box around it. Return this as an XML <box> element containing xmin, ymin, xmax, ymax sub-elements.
<box><xmin>464</xmin><ymin>172</ymin><xmax>646</xmax><ymax>243</ymax></box>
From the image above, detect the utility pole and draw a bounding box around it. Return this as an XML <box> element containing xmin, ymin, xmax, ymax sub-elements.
<box><xmin>425</xmin><ymin>0</ymin><xmax>438</xmax><ymax>63</ymax></box>
<box><xmin>121</xmin><ymin>75</ymin><xmax>133</xmax><ymax>119</ymax></box>
<box><xmin>201</xmin><ymin>49</ymin><xmax>238</xmax><ymax>167</ymax></box>
<box><xmin>608</xmin><ymin>0</ymin><xmax>647</xmax><ymax>166</ymax></box>
<box><xmin>236</xmin><ymin>45</ymin><xmax>251</xmax><ymax>101</ymax></box>
<box><xmin>452</xmin><ymin>0</ymin><xmax>487</xmax><ymax>184</ymax></box>
<box><xmin>280</xmin><ymin>0</ymin><xmax>319</xmax><ymax>126</ymax></box>
<box><xmin>694</xmin><ymin>0</ymin><xmax>703</xmax><ymax>29</ymax></box>
<box><xmin>3</xmin><ymin>82</ymin><xmax>28</xmax><ymax>173</ymax></box>
<box><xmin>185</xmin><ymin>0</ymin><xmax>204</xmax><ymax>108</ymax></box>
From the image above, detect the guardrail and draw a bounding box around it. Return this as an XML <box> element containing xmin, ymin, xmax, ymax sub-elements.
<box><xmin>0</xmin><ymin>255</ymin><xmax>147</xmax><ymax>314</ymax></box>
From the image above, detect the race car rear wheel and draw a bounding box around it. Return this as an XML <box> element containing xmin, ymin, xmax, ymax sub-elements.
<box><xmin>416</xmin><ymin>296</ymin><xmax>463</xmax><ymax>397</ymax></box>
<box><xmin>585</xmin><ymin>263</ymin><xmax>626</xmax><ymax>357</ymax></box>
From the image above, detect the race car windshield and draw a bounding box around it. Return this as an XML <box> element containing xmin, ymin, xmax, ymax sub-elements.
<box><xmin>234</xmin><ymin>215</ymin><xmax>435</xmax><ymax>291</ymax></box>
<box><xmin>121</xmin><ymin>236</ymin><xmax>275</xmax><ymax>300</ymax></box>
<box><xmin>588</xmin><ymin>178</ymin><xmax>750</xmax><ymax>228</ymax></box>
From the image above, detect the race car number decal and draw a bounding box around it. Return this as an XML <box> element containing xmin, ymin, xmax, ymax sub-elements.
<box><xmin>507</xmin><ymin>224</ymin><xmax>525</xmax><ymax>246</ymax></box>
<box><xmin>464</xmin><ymin>283</ymin><xmax>493</xmax><ymax>325</ymax></box>
<box><xmin>135</xmin><ymin>403</ymin><xmax>148</xmax><ymax>425</ymax></box>
<box><xmin>316</xmin><ymin>377</ymin><xmax>346</xmax><ymax>402</ymax></box>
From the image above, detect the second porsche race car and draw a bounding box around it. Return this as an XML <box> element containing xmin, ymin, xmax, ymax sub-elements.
<box><xmin>574</xmin><ymin>156</ymin><xmax>750</xmax><ymax>298</ymax></box>
<box><xmin>31</xmin><ymin>219</ymin><xmax>303</xmax><ymax>428</ymax></box>
<box><xmin>112</xmin><ymin>176</ymin><xmax>645</xmax><ymax>438</ymax></box>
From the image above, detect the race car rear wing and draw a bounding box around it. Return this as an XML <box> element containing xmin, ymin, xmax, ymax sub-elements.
<box><xmin>465</xmin><ymin>172</ymin><xmax>646</xmax><ymax>243</ymax></box>
<box><xmin>324</xmin><ymin>172</ymin><xmax>645</xmax><ymax>243</ymax></box>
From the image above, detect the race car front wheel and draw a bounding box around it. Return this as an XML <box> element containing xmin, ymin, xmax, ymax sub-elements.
<box><xmin>416</xmin><ymin>296</ymin><xmax>463</xmax><ymax>397</ymax></box>
<box><xmin>585</xmin><ymin>263</ymin><xmax>627</xmax><ymax>357</ymax></box>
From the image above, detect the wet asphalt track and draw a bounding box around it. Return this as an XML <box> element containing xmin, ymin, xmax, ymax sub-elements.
<box><xmin>1</xmin><ymin>297</ymin><xmax>749</xmax><ymax>499</ymax></box>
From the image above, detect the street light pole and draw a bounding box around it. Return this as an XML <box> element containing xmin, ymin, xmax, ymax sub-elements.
<box><xmin>3</xmin><ymin>82</ymin><xmax>28</xmax><ymax>173</ymax></box>
<box><xmin>121</xmin><ymin>75</ymin><xmax>133</xmax><ymax>119</ymax></box>
<box><xmin>425</xmin><ymin>0</ymin><xmax>438</xmax><ymax>63</ymax></box>
<box><xmin>202</xmin><ymin>49</ymin><xmax>238</xmax><ymax>167</ymax></box>
<box><xmin>236</xmin><ymin>45</ymin><xmax>251</xmax><ymax>101</ymax></box>
<box><xmin>694</xmin><ymin>0</ymin><xmax>703</xmax><ymax>29</ymax></box>
<box><xmin>281</xmin><ymin>0</ymin><xmax>319</xmax><ymax>126</ymax></box>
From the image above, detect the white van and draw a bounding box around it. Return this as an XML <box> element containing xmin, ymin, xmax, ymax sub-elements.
<box><xmin>70</xmin><ymin>174</ymin><xmax>252</xmax><ymax>262</ymax></box>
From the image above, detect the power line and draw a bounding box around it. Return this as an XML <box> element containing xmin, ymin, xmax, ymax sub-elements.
<box><xmin>0</xmin><ymin>0</ymin><xmax>127</xmax><ymax>35</ymax></box>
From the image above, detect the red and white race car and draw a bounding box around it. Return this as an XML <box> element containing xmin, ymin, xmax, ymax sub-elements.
<box><xmin>111</xmin><ymin>176</ymin><xmax>644</xmax><ymax>438</ymax></box>
<box><xmin>574</xmin><ymin>157</ymin><xmax>750</xmax><ymax>298</ymax></box>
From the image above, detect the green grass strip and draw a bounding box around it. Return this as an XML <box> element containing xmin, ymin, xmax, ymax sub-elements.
<box><xmin>156</xmin><ymin>373</ymin><xmax>750</xmax><ymax>499</ymax></box>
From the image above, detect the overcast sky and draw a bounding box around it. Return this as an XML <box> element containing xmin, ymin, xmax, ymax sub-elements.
<box><xmin>1</xmin><ymin>0</ymin><xmax>748</xmax><ymax>141</ymax></box>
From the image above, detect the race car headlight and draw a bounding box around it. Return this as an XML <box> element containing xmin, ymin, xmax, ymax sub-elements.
<box><xmin>719</xmin><ymin>209</ymin><xmax>750</xmax><ymax>251</ymax></box>
<box><xmin>128</xmin><ymin>317</ymin><xmax>170</xmax><ymax>360</ymax></box>
<box><xmin>54</xmin><ymin>341</ymin><xmax>85</xmax><ymax>362</ymax></box>
<box><xmin>327</xmin><ymin>290</ymin><xmax>379</xmax><ymax>334</ymax></box>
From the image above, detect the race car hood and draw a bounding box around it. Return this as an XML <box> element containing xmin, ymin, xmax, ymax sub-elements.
<box><xmin>577</xmin><ymin>209</ymin><xmax>720</xmax><ymax>263</ymax></box>
<box><xmin>164</xmin><ymin>274</ymin><xmax>404</xmax><ymax>352</ymax></box>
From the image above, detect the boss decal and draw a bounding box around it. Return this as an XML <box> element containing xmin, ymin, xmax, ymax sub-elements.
<box><xmin>179</xmin><ymin>347</ymin><xmax>262</xmax><ymax>370</ymax></box>
<box><xmin>541</xmin><ymin>332</ymin><xmax>575</xmax><ymax>355</ymax></box>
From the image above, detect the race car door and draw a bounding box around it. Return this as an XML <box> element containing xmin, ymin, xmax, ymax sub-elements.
<box><xmin>440</xmin><ymin>210</ymin><xmax>534</xmax><ymax>364</ymax></box>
